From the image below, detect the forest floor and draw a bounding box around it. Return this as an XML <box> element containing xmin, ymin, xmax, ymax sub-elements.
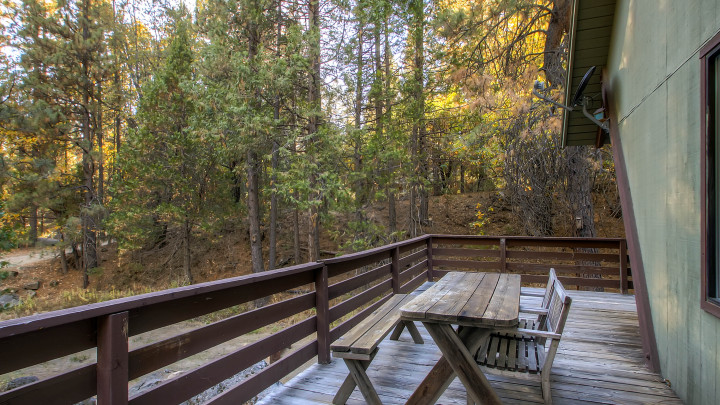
<box><xmin>0</xmin><ymin>190</ymin><xmax>625</xmax><ymax>320</ymax></box>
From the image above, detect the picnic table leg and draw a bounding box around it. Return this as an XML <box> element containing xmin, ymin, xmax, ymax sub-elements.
<box><xmin>421</xmin><ymin>323</ymin><xmax>501</xmax><ymax>405</ymax></box>
<box><xmin>406</xmin><ymin>327</ymin><xmax>490</xmax><ymax>405</ymax></box>
<box><xmin>333</xmin><ymin>350</ymin><xmax>377</xmax><ymax>404</ymax></box>
<box><xmin>390</xmin><ymin>321</ymin><xmax>425</xmax><ymax>344</ymax></box>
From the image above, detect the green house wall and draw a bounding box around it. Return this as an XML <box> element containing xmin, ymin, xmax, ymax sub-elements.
<box><xmin>606</xmin><ymin>1</ymin><xmax>720</xmax><ymax>403</ymax></box>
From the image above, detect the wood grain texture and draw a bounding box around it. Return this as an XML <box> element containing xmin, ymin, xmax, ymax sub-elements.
<box><xmin>258</xmin><ymin>288</ymin><xmax>682</xmax><ymax>405</ymax></box>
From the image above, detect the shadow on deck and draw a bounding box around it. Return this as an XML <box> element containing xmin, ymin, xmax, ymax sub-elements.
<box><xmin>259</xmin><ymin>288</ymin><xmax>681</xmax><ymax>405</ymax></box>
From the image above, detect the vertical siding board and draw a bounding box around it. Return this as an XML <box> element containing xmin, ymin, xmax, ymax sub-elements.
<box><xmin>605</xmin><ymin>1</ymin><xmax>720</xmax><ymax>403</ymax></box>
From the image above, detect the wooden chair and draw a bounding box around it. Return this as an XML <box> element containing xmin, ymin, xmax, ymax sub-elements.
<box><xmin>474</xmin><ymin>269</ymin><xmax>572</xmax><ymax>405</ymax></box>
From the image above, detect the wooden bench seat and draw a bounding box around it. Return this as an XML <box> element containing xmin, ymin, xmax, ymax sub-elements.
<box><xmin>330</xmin><ymin>293</ymin><xmax>424</xmax><ymax>404</ymax></box>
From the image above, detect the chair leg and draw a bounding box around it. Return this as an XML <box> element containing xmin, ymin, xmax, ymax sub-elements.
<box><xmin>541</xmin><ymin>370</ymin><xmax>553</xmax><ymax>405</ymax></box>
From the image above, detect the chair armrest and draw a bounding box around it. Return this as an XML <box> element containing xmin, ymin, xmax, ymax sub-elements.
<box><xmin>493</xmin><ymin>327</ymin><xmax>561</xmax><ymax>340</ymax></box>
<box><xmin>514</xmin><ymin>328</ymin><xmax>561</xmax><ymax>340</ymax></box>
<box><xmin>521</xmin><ymin>291</ymin><xmax>546</xmax><ymax>298</ymax></box>
<box><xmin>519</xmin><ymin>306</ymin><xmax>548</xmax><ymax>315</ymax></box>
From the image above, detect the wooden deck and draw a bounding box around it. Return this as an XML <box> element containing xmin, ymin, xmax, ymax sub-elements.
<box><xmin>258</xmin><ymin>288</ymin><xmax>682</xmax><ymax>405</ymax></box>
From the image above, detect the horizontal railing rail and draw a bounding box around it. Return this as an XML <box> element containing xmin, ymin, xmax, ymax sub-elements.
<box><xmin>430</xmin><ymin>235</ymin><xmax>631</xmax><ymax>292</ymax></box>
<box><xmin>0</xmin><ymin>234</ymin><xmax>629</xmax><ymax>404</ymax></box>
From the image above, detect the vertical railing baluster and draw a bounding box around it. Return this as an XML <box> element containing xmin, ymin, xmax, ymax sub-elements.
<box><xmin>426</xmin><ymin>235</ymin><xmax>434</xmax><ymax>281</ymax></box>
<box><xmin>620</xmin><ymin>240</ymin><xmax>629</xmax><ymax>294</ymax></box>
<box><xmin>392</xmin><ymin>246</ymin><xmax>400</xmax><ymax>293</ymax></box>
<box><xmin>500</xmin><ymin>238</ymin><xmax>507</xmax><ymax>273</ymax></box>
<box><xmin>97</xmin><ymin>311</ymin><xmax>129</xmax><ymax>405</ymax></box>
<box><xmin>315</xmin><ymin>265</ymin><xmax>330</xmax><ymax>364</ymax></box>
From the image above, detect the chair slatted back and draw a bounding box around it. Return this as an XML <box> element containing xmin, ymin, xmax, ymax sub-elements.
<box><xmin>544</xmin><ymin>269</ymin><xmax>571</xmax><ymax>335</ymax></box>
<box><xmin>536</xmin><ymin>269</ymin><xmax>559</xmax><ymax>331</ymax></box>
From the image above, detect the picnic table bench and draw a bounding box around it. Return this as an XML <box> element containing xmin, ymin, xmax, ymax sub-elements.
<box><xmin>330</xmin><ymin>293</ymin><xmax>425</xmax><ymax>404</ymax></box>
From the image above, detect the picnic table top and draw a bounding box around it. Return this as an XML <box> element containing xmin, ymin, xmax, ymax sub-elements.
<box><xmin>400</xmin><ymin>272</ymin><xmax>521</xmax><ymax>327</ymax></box>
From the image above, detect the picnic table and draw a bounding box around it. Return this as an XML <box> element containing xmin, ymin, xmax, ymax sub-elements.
<box><xmin>401</xmin><ymin>272</ymin><xmax>521</xmax><ymax>405</ymax></box>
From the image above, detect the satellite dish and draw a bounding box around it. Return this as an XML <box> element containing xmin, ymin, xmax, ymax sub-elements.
<box><xmin>571</xmin><ymin>66</ymin><xmax>596</xmax><ymax>107</ymax></box>
<box><xmin>531</xmin><ymin>65</ymin><xmax>608</xmax><ymax>133</ymax></box>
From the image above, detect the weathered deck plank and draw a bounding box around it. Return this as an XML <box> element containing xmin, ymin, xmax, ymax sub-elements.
<box><xmin>258</xmin><ymin>288</ymin><xmax>682</xmax><ymax>405</ymax></box>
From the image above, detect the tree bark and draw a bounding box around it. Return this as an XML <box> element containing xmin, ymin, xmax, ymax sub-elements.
<box><xmin>183</xmin><ymin>217</ymin><xmax>193</xmax><ymax>284</ymax></box>
<box><xmin>247</xmin><ymin>150</ymin><xmax>265</xmax><ymax>275</ymax></box>
<box><xmin>97</xmin><ymin>81</ymin><xmax>104</xmax><ymax>205</ymax></box>
<box><xmin>81</xmin><ymin>0</ymin><xmax>98</xmax><ymax>288</ymax></box>
<box><xmin>411</xmin><ymin>0</ymin><xmax>429</xmax><ymax>229</ymax></box>
<box><xmin>383</xmin><ymin>19</ymin><xmax>397</xmax><ymax>239</ymax></box>
<box><xmin>353</xmin><ymin>20</ymin><xmax>365</xmax><ymax>209</ymax></box>
<box><xmin>29</xmin><ymin>205</ymin><xmax>38</xmax><ymax>247</ymax></box>
<box><xmin>307</xmin><ymin>0</ymin><xmax>321</xmax><ymax>262</ymax></box>
<box><xmin>543</xmin><ymin>0</ymin><xmax>572</xmax><ymax>87</ymax></box>
<box><xmin>565</xmin><ymin>145</ymin><xmax>601</xmax><ymax>291</ymax></box>
<box><xmin>269</xmin><ymin>0</ymin><xmax>283</xmax><ymax>271</ymax></box>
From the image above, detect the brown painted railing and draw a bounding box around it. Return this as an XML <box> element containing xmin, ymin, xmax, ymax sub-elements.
<box><xmin>430</xmin><ymin>235</ymin><xmax>632</xmax><ymax>293</ymax></box>
<box><xmin>0</xmin><ymin>235</ymin><xmax>628</xmax><ymax>404</ymax></box>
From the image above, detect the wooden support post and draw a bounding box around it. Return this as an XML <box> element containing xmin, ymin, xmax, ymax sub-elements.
<box><xmin>97</xmin><ymin>311</ymin><xmax>129</xmax><ymax>405</ymax></box>
<box><xmin>499</xmin><ymin>238</ymin><xmax>507</xmax><ymax>273</ymax></box>
<box><xmin>391</xmin><ymin>246</ymin><xmax>400</xmax><ymax>294</ymax></box>
<box><xmin>315</xmin><ymin>265</ymin><xmax>331</xmax><ymax>364</ymax></box>
<box><xmin>620</xmin><ymin>240</ymin><xmax>629</xmax><ymax>294</ymax></box>
<box><xmin>426</xmin><ymin>236</ymin><xmax>434</xmax><ymax>281</ymax></box>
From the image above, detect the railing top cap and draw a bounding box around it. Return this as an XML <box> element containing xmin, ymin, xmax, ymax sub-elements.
<box><xmin>0</xmin><ymin>261</ymin><xmax>324</xmax><ymax>336</ymax></box>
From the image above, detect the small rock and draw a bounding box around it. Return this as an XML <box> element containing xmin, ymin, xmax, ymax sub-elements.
<box><xmin>0</xmin><ymin>293</ymin><xmax>20</xmax><ymax>309</ymax></box>
<box><xmin>8</xmin><ymin>271</ymin><xmax>18</xmax><ymax>278</ymax></box>
<box><xmin>50</xmin><ymin>280</ymin><xmax>60</xmax><ymax>287</ymax></box>
<box><xmin>23</xmin><ymin>281</ymin><xmax>41</xmax><ymax>290</ymax></box>
<box><xmin>27</xmin><ymin>290</ymin><xmax>36</xmax><ymax>299</ymax></box>
<box><xmin>3</xmin><ymin>376</ymin><xmax>39</xmax><ymax>392</ymax></box>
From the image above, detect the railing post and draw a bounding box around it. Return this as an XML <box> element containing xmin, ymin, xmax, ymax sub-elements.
<box><xmin>392</xmin><ymin>246</ymin><xmax>401</xmax><ymax>293</ymax></box>
<box><xmin>315</xmin><ymin>265</ymin><xmax>331</xmax><ymax>364</ymax></box>
<box><xmin>426</xmin><ymin>236</ymin><xmax>434</xmax><ymax>282</ymax></box>
<box><xmin>620</xmin><ymin>240</ymin><xmax>629</xmax><ymax>294</ymax></box>
<box><xmin>97</xmin><ymin>311</ymin><xmax>129</xmax><ymax>405</ymax></box>
<box><xmin>499</xmin><ymin>238</ymin><xmax>507</xmax><ymax>273</ymax></box>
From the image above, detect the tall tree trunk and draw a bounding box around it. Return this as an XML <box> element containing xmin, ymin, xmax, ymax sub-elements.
<box><xmin>383</xmin><ymin>20</ymin><xmax>396</xmax><ymax>239</ymax></box>
<box><xmin>566</xmin><ymin>146</ymin><xmax>596</xmax><ymax>238</ymax></box>
<box><xmin>460</xmin><ymin>164</ymin><xmax>465</xmax><ymax>193</ymax></box>
<box><xmin>247</xmin><ymin>150</ymin><xmax>265</xmax><ymax>275</ymax></box>
<box><xmin>81</xmin><ymin>0</ymin><xmax>97</xmax><ymax>288</ymax></box>
<box><xmin>269</xmin><ymin>141</ymin><xmax>279</xmax><ymax>270</ymax></box>
<box><xmin>565</xmin><ymin>145</ymin><xmax>601</xmax><ymax>291</ymax></box>
<box><xmin>353</xmin><ymin>21</ymin><xmax>365</xmax><ymax>211</ymax></box>
<box><xmin>410</xmin><ymin>0</ymin><xmax>428</xmax><ymax>234</ymax></box>
<box><xmin>293</xmin><ymin>199</ymin><xmax>301</xmax><ymax>264</ymax></box>
<box><xmin>114</xmin><ymin>71</ymin><xmax>122</xmax><ymax>155</ymax></box>
<box><xmin>60</xmin><ymin>247</ymin><xmax>69</xmax><ymax>275</ymax></box>
<box><xmin>183</xmin><ymin>217</ymin><xmax>193</xmax><ymax>284</ymax></box>
<box><xmin>543</xmin><ymin>0</ymin><xmax>572</xmax><ymax>87</ymax></box>
<box><xmin>307</xmin><ymin>0</ymin><xmax>321</xmax><ymax>262</ymax></box>
<box><xmin>97</xmin><ymin>82</ymin><xmax>104</xmax><ymax>205</ymax></box>
<box><xmin>269</xmin><ymin>0</ymin><xmax>283</xmax><ymax>271</ymax></box>
<box><xmin>246</xmin><ymin>8</ymin><xmax>266</xmax><ymax>276</ymax></box>
<box><xmin>28</xmin><ymin>205</ymin><xmax>38</xmax><ymax>247</ymax></box>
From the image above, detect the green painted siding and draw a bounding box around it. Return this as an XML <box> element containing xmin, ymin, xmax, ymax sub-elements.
<box><xmin>606</xmin><ymin>1</ymin><xmax>720</xmax><ymax>404</ymax></box>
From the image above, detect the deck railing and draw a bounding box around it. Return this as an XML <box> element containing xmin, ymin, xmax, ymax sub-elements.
<box><xmin>0</xmin><ymin>235</ymin><xmax>629</xmax><ymax>405</ymax></box>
